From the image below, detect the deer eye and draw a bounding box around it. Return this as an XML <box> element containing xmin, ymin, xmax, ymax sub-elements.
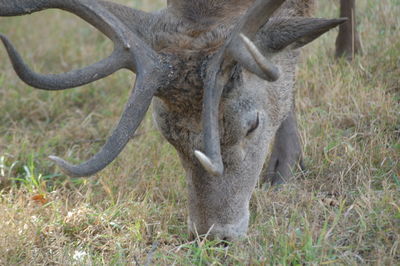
<box><xmin>246</xmin><ymin>112</ymin><xmax>259</xmax><ymax>137</ymax></box>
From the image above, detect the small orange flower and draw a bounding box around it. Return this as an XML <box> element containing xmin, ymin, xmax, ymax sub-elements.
<box><xmin>31</xmin><ymin>194</ymin><xmax>48</xmax><ymax>205</ymax></box>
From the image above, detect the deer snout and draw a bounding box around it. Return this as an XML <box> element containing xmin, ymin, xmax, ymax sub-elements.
<box><xmin>187</xmin><ymin>213</ymin><xmax>249</xmax><ymax>242</ymax></box>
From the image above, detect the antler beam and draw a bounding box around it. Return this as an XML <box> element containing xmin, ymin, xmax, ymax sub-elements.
<box><xmin>1</xmin><ymin>0</ymin><xmax>174</xmax><ymax>177</ymax></box>
<box><xmin>1</xmin><ymin>0</ymin><xmax>131</xmax><ymax>46</ymax></box>
<box><xmin>49</xmin><ymin>68</ymin><xmax>166</xmax><ymax>177</ymax></box>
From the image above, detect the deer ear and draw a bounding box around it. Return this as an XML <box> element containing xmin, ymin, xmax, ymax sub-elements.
<box><xmin>261</xmin><ymin>17</ymin><xmax>347</xmax><ymax>51</ymax></box>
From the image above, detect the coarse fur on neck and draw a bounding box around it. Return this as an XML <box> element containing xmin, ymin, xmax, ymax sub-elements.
<box><xmin>167</xmin><ymin>0</ymin><xmax>254</xmax><ymax>26</ymax></box>
<box><xmin>167</xmin><ymin>0</ymin><xmax>315</xmax><ymax>25</ymax></box>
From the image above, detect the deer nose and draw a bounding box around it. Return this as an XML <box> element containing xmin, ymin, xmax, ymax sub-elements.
<box><xmin>189</xmin><ymin>231</ymin><xmax>235</xmax><ymax>244</ymax></box>
<box><xmin>189</xmin><ymin>228</ymin><xmax>246</xmax><ymax>244</ymax></box>
<box><xmin>188</xmin><ymin>219</ymin><xmax>249</xmax><ymax>242</ymax></box>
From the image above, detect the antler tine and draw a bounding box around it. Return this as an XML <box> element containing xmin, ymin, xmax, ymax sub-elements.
<box><xmin>49</xmin><ymin>69</ymin><xmax>165</xmax><ymax>177</ymax></box>
<box><xmin>196</xmin><ymin>0</ymin><xmax>287</xmax><ymax>176</ymax></box>
<box><xmin>0</xmin><ymin>34</ymin><xmax>127</xmax><ymax>90</ymax></box>
<box><xmin>240</xmin><ymin>0</ymin><xmax>287</xmax><ymax>39</ymax></box>
<box><xmin>227</xmin><ymin>0</ymin><xmax>286</xmax><ymax>81</ymax></box>
<box><xmin>195</xmin><ymin>51</ymin><xmax>225</xmax><ymax>176</ymax></box>
<box><xmin>0</xmin><ymin>0</ymin><xmax>157</xmax><ymax>90</ymax></box>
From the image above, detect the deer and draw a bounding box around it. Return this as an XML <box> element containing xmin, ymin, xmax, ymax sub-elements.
<box><xmin>336</xmin><ymin>0</ymin><xmax>362</xmax><ymax>60</ymax></box>
<box><xmin>0</xmin><ymin>0</ymin><xmax>347</xmax><ymax>240</ymax></box>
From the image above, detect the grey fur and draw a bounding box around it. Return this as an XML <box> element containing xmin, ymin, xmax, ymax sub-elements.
<box><xmin>263</xmin><ymin>109</ymin><xmax>304</xmax><ymax>186</ymax></box>
<box><xmin>1</xmin><ymin>0</ymin><xmax>345</xmax><ymax>240</ymax></box>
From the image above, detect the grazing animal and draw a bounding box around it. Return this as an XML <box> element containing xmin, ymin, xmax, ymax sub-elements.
<box><xmin>0</xmin><ymin>0</ymin><xmax>345</xmax><ymax>240</ymax></box>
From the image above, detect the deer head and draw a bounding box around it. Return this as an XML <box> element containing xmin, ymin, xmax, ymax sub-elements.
<box><xmin>0</xmin><ymin>0</ymin><xmax>345</xmax><ymax>240</ymax></box>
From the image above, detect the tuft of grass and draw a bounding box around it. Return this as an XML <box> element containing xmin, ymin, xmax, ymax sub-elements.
<box><xmin>0</xmin><ymin>0</ymin><xmax>399</xmax><ymax>264</ymax></box>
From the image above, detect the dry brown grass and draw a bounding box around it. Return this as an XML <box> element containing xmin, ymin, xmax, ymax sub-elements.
<box><xmin>0</xmin><ymin>0</ymin><xmax>399</xmax><ymax>265</ymax></box>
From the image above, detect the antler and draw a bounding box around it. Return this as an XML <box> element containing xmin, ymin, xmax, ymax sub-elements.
<box><xmin>0</xmin><ymin>0</ymin><xmax>149</xmax><ymax>90</ymax></box>
<box><xmin>195</xmin><ymin>0</ymin><xmax>286</xmax><ymax>176</ymax></box>
<box><xmin>1</xmin><ymin>0</ymin><xmax>173</xmax><ymax>177</ymax></box>
<box><xmin>49</xmin><ymin>70</ymin><xmax>165</xmax><ymax>177</ymax></box>
<box><xmin>0</xmin><ymin>35</ymin><xmax>127</xmax><ymax>90</ymax></box>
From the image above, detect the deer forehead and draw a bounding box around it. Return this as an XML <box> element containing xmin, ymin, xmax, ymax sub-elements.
<box><xmin>151</xmin><ymin>21</ymin><xmax>236</xmax><ymax>113</ymax></box>
<box><xmin>151</xmin><ymin>22</ymin><xmax>231</xmax><ymax>56</ymax></box>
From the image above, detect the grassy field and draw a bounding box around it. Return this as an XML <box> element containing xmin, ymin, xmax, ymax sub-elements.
<box><xmin>0</xmin><ymin>0</ymin><xmax>399</xmax><ymax>265</ymax></box>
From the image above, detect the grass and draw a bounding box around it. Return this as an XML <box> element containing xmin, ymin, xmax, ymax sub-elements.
<box><xmin>0</xmin><ymin>0</ymin><xmax>399</xmax><ymax>264</ymax></box>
